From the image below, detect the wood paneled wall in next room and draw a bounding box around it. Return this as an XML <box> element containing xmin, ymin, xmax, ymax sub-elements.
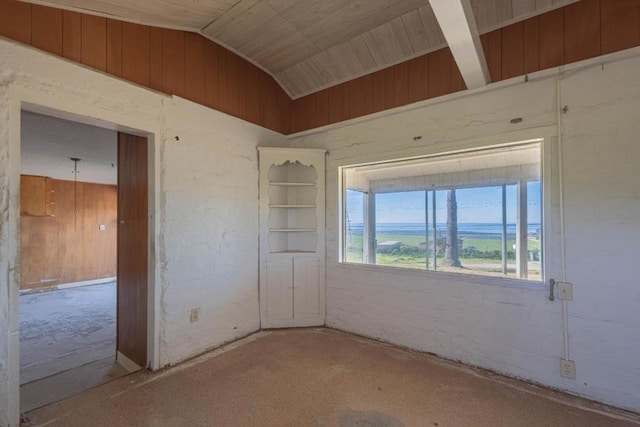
<box><xmin>290</xmin><ymin>0</ymin><xmax>640</xmax><ymax>133</ymax></box>
<box><xmin>20</xmin><ymin>176</ymin><xmax>117</xmax><ymax>290</ymax></box>
<box><xmin>0</xmin><ymin>0</ymin><xmax>291</xmax><ymax>134</ymax></box>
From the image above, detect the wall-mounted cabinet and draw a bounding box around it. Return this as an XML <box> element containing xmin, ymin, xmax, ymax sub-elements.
<box><xmin>20</xmin><ymin>175</ymin><xmax>55</xmax><ymax>216</ymax></box>
<box><xmin>259</xmin><ymin>147</ymin><xmax>326</xmax><ymax>328</ymax></box>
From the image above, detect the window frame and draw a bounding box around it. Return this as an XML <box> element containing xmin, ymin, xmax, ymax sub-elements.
<box><xmin>338</xmin><ymin>139</ymin><xmax>549</xmax><ymax>285</ymax></box>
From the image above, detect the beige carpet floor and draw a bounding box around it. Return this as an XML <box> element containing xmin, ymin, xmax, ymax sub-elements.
<box><xmin>23</xmin><ymin>328</ymin><xmax>640</xmax><ymax>427</ymax></box>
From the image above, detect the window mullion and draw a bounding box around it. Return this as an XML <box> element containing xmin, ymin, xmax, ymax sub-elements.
<box><xmin>502</xmin><ymin>184</ymin><xmax>508</xmax><ymax>275</ymax></box>
<box><xmin>517</xmin><ymin>180</ymin><xmax>528</xmax><ymax>278</ymax></box>
<box><xmin>367</xmin><ymin>192</ymin><xmax>376</xmax><ymax>264</ymax></box>
<box><xmin>432</xmin><ymin>191</ymin><xmax>437</xmax><ymax>270</ymax></box>
<box><xmin>425</xmin><ymin>191</ymin><xmax>429</xmax><ymax>270</ymax></box>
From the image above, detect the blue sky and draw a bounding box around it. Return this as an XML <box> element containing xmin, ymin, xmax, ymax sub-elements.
<box><xmin>346</xmin><ymin>182</ymin><xmax>541</xmax><ymax>224</ymax></box>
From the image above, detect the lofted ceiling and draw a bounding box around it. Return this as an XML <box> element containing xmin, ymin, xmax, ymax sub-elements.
<box><xmin>24</xmin><ymin>0</ymin><xmax>577</xmax><ymax>99</ymax></box>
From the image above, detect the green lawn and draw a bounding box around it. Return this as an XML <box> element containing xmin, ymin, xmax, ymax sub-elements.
<box><xmin>346</xmin><ymin>233</ymin><xmax>540</xmax><ymax>253</ymax></box>
<box><xmin>345</xmin><ymin>232</ymin><xmax>541</xmax><ymax>278</ymax></box>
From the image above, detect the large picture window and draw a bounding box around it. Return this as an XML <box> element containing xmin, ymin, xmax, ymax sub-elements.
<box><xmin>341</xmin><ymin>142</ymin><xmax>543</xmax><ymax>281</ymax></box>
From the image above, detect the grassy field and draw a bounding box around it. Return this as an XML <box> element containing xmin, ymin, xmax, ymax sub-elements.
<box><xmin>345</xmin><ymin>232</ymin><xmax>541</xmax><ymax>279</ymax></box>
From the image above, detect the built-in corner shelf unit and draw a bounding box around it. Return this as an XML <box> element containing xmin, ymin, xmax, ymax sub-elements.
<box><xmin>258</xmin><ymin>147</ymin><xmax>326</xmax><ymax>328</ymax></box>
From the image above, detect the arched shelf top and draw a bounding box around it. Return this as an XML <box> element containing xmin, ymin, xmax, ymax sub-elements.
<box><xmin>267</xmin><ymin>161</ymin><xmax>318</xmax><ymax>185</ymax></box>
<box><xmin>270</xmin><ymin>158</ymin><xmax>315</xmax><ymax>169</ymax></box>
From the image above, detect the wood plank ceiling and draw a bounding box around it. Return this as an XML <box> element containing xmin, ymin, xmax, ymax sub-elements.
<box><xmin>25</xmin><ymin>0</ymin><xmax>578</xmax><ymax>99</ymax></box>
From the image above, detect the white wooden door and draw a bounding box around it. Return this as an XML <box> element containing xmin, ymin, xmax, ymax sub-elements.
<box><xmin>293</xmin><ymin>257</ymin><xmax>320</xmax><ymax>319</ymax></box>
<box><xmin>265</xmin><ymin>258</ymin><xmax>293</xmax><ymax>321</ymax></box>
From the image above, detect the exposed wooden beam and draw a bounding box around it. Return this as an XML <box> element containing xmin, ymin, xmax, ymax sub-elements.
<box><xmin>429</xmin><ymin>0</ymin><xmax>490</xmax><ymax>88</ymax></box>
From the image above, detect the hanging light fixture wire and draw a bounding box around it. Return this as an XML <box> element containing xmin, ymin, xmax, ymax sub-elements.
<box><xmin>70</xmin><ymin>157</ymin><xmax>81</xmax><ymax>231</ymax></box>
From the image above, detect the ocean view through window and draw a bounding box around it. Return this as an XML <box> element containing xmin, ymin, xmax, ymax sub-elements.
<box><xmin>341</xmin><ymin>142</ymin><xmax>543</xmax><ymax>281</ymax></box>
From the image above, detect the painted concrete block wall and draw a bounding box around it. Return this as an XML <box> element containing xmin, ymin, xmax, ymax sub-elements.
<box><xmin>159</xmin><ymin>98</ymin><xmax>272</xmax><ymax>364</ymax></box>
<box><xmin>0</xmin><ymin>39</ymin><xmax>284</xmax><ymax>425</ymax></box>
<box><xmin>290</xmin><ymin>50</ymin><xmax>640</xmax><ymax>412</ymax></box>
<box><xmin>558</xmin><ymin>58</ymin><xmax>640</xmax><ymax>409</ymax></box>
<box><xmin>0</xmin><ymin>74</ymin><xmax>18</xmax><ymax>426</ymax></box>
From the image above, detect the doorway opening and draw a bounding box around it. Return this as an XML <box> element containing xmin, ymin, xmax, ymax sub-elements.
<box><xmin>18</xmin><ymin>111</ymin><xmax>149</xmax><ymax>412</ymax></box>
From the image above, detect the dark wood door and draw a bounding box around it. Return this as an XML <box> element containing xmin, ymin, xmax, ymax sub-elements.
<box><xmin>117</xmin><ymin>132</ymin><xmax>148</xmax><ymax>368</ymax></box>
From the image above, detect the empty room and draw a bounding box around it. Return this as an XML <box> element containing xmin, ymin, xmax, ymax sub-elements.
<box><xmin>0</xmin><ymin>0</ymin><xmax>639</xmax><ymax>426</ymax></box>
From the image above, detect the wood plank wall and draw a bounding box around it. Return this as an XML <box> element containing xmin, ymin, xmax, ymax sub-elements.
<box><xmin>1</xmin><ymin>0</ymin><xmax>638</xmax><ymax>135</ymax></box>
<box><xmin>480</xmin><ymin>0</ymin><xmax>640</xmax><ymax>82</ymax></box>
<box><xmin>20</xmin><ymin>176</ymin><xmax>117</xmax><ymax>290</ymax></box>
<box><xmin>291</xmin><ymin>0</ymin><xmax>640</xmax><ymax>133</ymax></box>
<box><xmin>0</xmin><ymin>0</ymin><xmax>291</xmax><ymax>134</ymax></box>
<box><xmin>291</xmin><ymin>47</ymin><xmax>466</xmax><ymax>133</ymax></box>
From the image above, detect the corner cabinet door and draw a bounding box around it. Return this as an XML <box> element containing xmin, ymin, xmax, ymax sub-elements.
<box><xmin>293</xmin><ymin>257</ymin><xmax>320</xmax><ymax>319</ymax></box>
<box><xmin>265</xmin><ymin>258</ymin><xmax>293</xmax><ymax>321</ymax></box>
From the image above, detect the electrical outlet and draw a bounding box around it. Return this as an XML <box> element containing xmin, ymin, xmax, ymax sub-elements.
<box><xmin>190</xmin><ymin>307</ymin><xmax>200</xmax><ymax>323</ymax></box>
<box><xmin>560</xmin><ymin>359</ymin><xmax>576</xmax><ymax>379</ymax></box>
<box><xmin>557</xmin><ymin>282</ymin><xmax>573</xmax><ymax>300</ymax></box>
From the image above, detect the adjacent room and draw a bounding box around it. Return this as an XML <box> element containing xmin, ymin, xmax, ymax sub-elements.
<box><xmin>18</xmin><ymin>112</ymin><xmax>132</xmax><ymax>412</ymax></box>
<box><xmin>0</xmin><ymin>0</ymin><xmax>639</xmax><ymax>426</ymax></box>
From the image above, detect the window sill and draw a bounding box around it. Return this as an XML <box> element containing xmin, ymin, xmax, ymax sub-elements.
<box><xmin>336</xmin><ymin>261</ymin><xmax>546</xmax><ymax>291</ymax></box>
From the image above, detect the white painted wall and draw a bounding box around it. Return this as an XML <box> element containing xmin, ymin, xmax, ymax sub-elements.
<box><xmin>290</xmin><ymin>49</ymin><xmax>640</xmax><ymax>412</ymax></box>
<box><xmin>159</xmin><ymin>98</ymin><xmax>275</xmax><ymax>364</ymax></box>
<box><xmin>0</xmin><ymin>38</ymin><xmax>285</xmax><ymax>425</ymax></box>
